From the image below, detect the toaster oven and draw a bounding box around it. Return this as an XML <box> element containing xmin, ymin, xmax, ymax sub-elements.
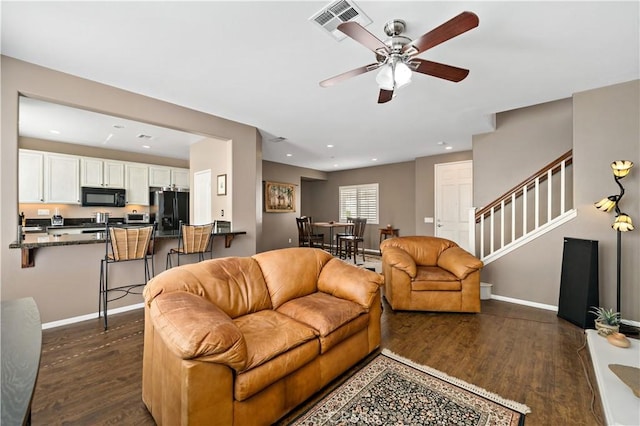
<box><xmin>124</xmin><ymin>211</ymin><xmax>150</xmax><ymax>224</ymax></box>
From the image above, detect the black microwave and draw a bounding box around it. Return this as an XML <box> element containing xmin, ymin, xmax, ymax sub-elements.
<box><xmin>81</xmin><ymin>187</ymin><xmax>126</xmax><ymax>207</ymax></box>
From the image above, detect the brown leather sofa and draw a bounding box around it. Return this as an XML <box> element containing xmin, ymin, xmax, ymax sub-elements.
<box><xmin>380</xmin><ymin>236</ymin><xmax>483</xmax><ymax>312</ymax></box>
<box><xmin>142</xmin><ymin>247</ymin><xmax>383</xmax><ymax>426</ymax></box>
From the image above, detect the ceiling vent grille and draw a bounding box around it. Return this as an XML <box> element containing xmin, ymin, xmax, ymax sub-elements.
<box><xmin>309</xmin><ymin>0</ymin><xmax>372</xmax><ymax>41</ymax></box>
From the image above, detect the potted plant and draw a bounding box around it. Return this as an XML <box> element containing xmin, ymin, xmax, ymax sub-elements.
<box><xmin>589</xmin><ymin>306</ymin><xmax>621</xmax><ymax>336</ymax></box>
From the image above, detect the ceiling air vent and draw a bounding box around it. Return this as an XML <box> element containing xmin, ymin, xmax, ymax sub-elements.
<box><xmin>309</xmin><ymin>0</ymin><xmax>372</xmax><ymax>41</ymax></box>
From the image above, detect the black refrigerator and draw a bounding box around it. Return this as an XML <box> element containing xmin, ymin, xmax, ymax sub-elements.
<box><xmin>150</xmin><ymin>190</ymin><xmax>189</xmax><ymax>232</ymax></box>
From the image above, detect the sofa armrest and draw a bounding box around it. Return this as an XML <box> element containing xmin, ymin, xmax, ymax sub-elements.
<box><xmin>437</xmin><ymin>247</ymin><xmax>484</xmax><ymax>280</ymax></box>
<box><xmin>318</xmin><ymin>259</ymin><xmax>383</xmax><ymax>309</ymax></box>
<box><xmin>149</xmin><ymin>291</ymin><xmax>247</xmax><ymax>370</ymax></box>
<box><xmin>382</xmin><ymin>246</ymin><xmax>417</xmax><ymax>278</ymax></box>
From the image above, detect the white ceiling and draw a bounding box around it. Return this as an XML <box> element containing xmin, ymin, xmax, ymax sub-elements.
<box><xmin>2</xmin><ymin>1</ymin><xmax>639</xmax><ymax>171</ymax></box>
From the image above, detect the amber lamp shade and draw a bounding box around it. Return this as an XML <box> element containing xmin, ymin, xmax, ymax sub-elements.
<box><xmin>594</xmin><ymin>196</ymin><xmax>617</xmax><ymax>212</ymax></box>
<box><xmin>612</xmin><ymin>214</ymin><xmax>634</xmax><ymax>232</ymax></box>
<box><xmin>611</xmin><ymin>160</ymin><xmax>634</xmax><ymax>178</ymax></box>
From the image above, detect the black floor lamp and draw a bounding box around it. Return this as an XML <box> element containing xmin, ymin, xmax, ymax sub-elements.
<box><xmin>594</xmin><ymin>160</ymin><xmax>637</xmax><ymax>335</ymax></box>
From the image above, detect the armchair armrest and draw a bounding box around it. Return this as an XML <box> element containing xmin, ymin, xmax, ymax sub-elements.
<box><xmin>149</xmin><ymin>291</ymin><xmax>247</xmax><ymax>370</ymax></box>
<box><xmin>382</xmin><ymin>246</ymin><xmax>417</xmax><ymax>278</ymax></box>
<box><xmin>437</xmin><ymin>247</ymin><xmax>483</xmax><ymax>280</ymax></box>
<box><xmin>318</xmin><ymin>258</ymin><xmax>383</xmax><ymax>309</ymax></box>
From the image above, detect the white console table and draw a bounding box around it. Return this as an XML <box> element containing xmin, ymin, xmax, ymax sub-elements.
<box><xmin>586</xmin><ymin>329</ymin><xmax>640</xmax><ymax>425</ymax></box>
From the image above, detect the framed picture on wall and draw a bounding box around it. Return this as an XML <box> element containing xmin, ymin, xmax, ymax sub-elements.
<box><xmin>264</xmin><ymin>181</ymin><xmax>296</xmax><ymax>212</ymax></box>
<box><xmin>217</xmin><ymin>174</ymin><xmax>227</xmax><ymax>196</ymax></box>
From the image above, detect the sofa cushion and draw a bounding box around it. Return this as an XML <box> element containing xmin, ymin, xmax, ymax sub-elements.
<box><xmin>150</xmin><ymin>291</ymin><xmax>247</xmax><ymax>370</ymax></box>
<box><xmin>412</xmin><ymin>266</ymin><xmax>462</xmax><ymax>291</ymax></box>
<box><xmin>277</xmin><ymin>292</ymin><xmax>367</xmax><ymax>337</ymax></box>
<box><xmin>234</xmin><ymin>339</ymin><xmax>319</xmax><ymax>401</ymax></box>
<box><xmin>233</xmin><ymin>310</ymin><xmax>317</xmax><ymax>372</ymax></box>
<box><xmin>144</xmin><ymin>257</ymin><xmax>272</xmax><ymax>319</ymax></box>
<box><xmin>252</xmin><ymin>248</ymin><xmax>333</xmax><ymax>309</ymax></box>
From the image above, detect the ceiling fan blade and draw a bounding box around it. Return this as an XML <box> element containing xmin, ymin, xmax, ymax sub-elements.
<box><xmin>378</xmin><ymin>89</ymin><xmax>394</xmax><ymax>104</ymax></box>
<box><xmin>320</xmin><ymin>63</ymin><xmax>381</xmax><ymax>88</ymax></box>
<box><xmin>405</xmin><ymin>11</ymin><xmax>479</xmax><ymax>55</ymax></box>
<box><xmin>338</xmin><ymin>22</ymin><xmax>389</xmax><ymax>56</ymax></box>
<box><xmin>411</xmin><ymin>59</ymin><xmax>470</xmax><ymax>82</ymax></box>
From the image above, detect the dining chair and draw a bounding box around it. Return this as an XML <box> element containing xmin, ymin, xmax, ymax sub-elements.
<box><xmin>335</xmin><ymin>217</ymin><xmax>355</xmax><ymax>254</ymax></box>
<box><xmin>338</xmin><ymin>217</ymin><xmax>367</xmax><ymax>263</ymax></box>
<box><xmin>99</xmin><ymin>223</ymin><xmax>155</xmax><ymax>329</ymax></box>
<box><xmin>166</xmin><ymin>221</ymin><xmax>215</xmax><ymax>268</ymax></box>
<box><xmin>296</xmin><ymin>216</ymin><xmax>324</xmax><ymax>248</ymax></box>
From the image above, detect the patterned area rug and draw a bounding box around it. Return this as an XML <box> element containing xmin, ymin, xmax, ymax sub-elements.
<box><xmin>289</xmin><ymin>349</ymin><xmax>530</xmax><ymax>425</ymax></box>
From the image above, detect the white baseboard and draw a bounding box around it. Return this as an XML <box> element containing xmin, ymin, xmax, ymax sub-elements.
<box><xmin>489</xmin><ymin>294</ymin><xmax>558</xmax><ymax>312</ymax></box>
<box><xmin>41</xmin><ymin>303</ymin><xmax>144</xmax><ymax>330</ymax></box>
<box><xmin>488</xmin><ymin>294</ymin><xmax>640</xmax><ymax>327</ymax></box>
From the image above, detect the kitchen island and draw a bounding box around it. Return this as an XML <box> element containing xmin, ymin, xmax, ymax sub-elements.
<box><xmin>10</xmin><ymin>229</ymin><xmax>246</xmax><ymax>268</ymax></box>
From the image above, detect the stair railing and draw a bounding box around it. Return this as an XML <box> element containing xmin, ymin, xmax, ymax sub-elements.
<box><xmin>473</xmin><ymin>150</ymin><xmax>574</xmax><ymax>261</ymax></box>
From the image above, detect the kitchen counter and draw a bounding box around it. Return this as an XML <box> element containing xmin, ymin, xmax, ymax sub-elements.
<box><xmin>9</xmin><ymin>229</ymin><xmax>247</xmax><ymax>268</ymax></box>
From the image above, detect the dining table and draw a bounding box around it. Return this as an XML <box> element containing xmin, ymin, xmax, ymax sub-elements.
<box><xmin>313</xmin><ymin>221</ymin><xmax>354</xmax><ymax>255</ymax></box>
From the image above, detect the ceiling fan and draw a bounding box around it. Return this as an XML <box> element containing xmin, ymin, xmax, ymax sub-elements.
<box><xmin>319</xmin><ymin>11</ymin><xmax>479</xmax><ymax>104</ymax></box>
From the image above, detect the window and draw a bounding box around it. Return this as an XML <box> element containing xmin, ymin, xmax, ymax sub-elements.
<box><xmin>339</xmin><ymin>183</ymin><xmax>378</xmax><ymax>224</ymax></box>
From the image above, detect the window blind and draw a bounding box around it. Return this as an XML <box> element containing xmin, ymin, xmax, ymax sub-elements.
<box><xmin>339</xmin><ymin>183</ymin><xmax>378</xmax><ymax>224</ymax></box>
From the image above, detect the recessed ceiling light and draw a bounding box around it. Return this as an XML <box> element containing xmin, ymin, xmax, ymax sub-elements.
<box><xmin>113</xmin><ymin>124</ymin><xmax>125</xmax><ymax>129</ymax></box>
<box><xmin>334</xmin><ymin>164</ymin><xmax>339</xmax><ymax>167</ymax></box>
<box><xmin>437</xmin><ymin>141</ymin><xmax>445</xmax><ymax>145</ymax></box>
<box><xmin>445</xmin><ymin>146</ymin><xmax>453</xmax><ymax>150</ymax></box>
<box><xmin>327</xmin><ymin>144</ymin><xmax>334</xmax><ymax>148</ymax></box>
<box><xmin>142</xmin><ymin>145</ymin><xmax>151</xmax><ymax>149</ymax></box>
<box><xmin>286</xmin><ymin>153</ymin><xmax>292</xmax><ymax>157</ymax></box>
<box><xmin>49</xmin><ymin>129</ymin><xmax>60</xmax><ymax>134</ymax></box>
<box><xmin>372</xmin><ymin>158</ymin><xmax>378</xmax><ymax>161</ymax></box>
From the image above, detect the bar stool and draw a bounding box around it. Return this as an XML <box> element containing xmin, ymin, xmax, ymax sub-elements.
<box><xmin>99</xmin><ymin>223</ymin><xmax>155</xmax><ymax>329</ymax></box>
<box><xmin>166</xmin><ymin>221</ymin><xmax>215</xmax><ymax>268</ymax></box>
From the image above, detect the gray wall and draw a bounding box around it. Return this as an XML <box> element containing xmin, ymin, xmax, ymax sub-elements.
<box><xmin>474</xmin><ymin>98</ymin><xmax>573</xmax><ymax>207</ymax></box>
<box><xmin>261</xmin><ymin>161</ymin><xmax>326</xmax><ymax>252</ymax></box>
<box><xmin>304</xmin><ymin>161</ymin><xmax>416</xmax><ymax>251</ymax></box>
<box><xmin>474</xmin><ymin>81</ymin><xmax>639</xmax><ymax>322</ymax></box>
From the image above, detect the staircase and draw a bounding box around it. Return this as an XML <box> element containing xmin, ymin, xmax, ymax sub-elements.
<box><xmin>470</xmin><ymin>150</ymin><xmax>576</xmax><ymax>265</ymax></box>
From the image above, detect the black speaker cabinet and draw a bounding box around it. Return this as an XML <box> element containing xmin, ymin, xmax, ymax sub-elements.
<box><xmin>557</xmin><ymin>237</ymin><xmax>599</xmax><ymax>328</ymax></box>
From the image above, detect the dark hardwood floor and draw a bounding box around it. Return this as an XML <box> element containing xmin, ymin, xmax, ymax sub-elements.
<box><xmin>31</xmin><ymin>299</ymin><xmax>604</xmax><ymax>425</ymax></box>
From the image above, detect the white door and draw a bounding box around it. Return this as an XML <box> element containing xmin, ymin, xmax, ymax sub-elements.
<box><xmin>435</xmin><ymin>161</ymin><xmax>473</xmax><ymax>252</ymax></box>
<box><xmin>193</xmin><ymin>169</ymin><xmax>211</xmax><ymax>225</ymax></box>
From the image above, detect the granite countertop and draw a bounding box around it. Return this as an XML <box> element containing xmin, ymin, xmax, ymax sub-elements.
<box><xmin>9</xmin><ymin>229</ymin><xmax>246</xmax><ymax>249</ymax></box>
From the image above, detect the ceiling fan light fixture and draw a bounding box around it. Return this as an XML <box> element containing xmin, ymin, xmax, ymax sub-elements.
<box><xmin>375</xmin><ymin>58</ymin><xmax>412</xmax><ymax>90</ymax></box>
<box><xmin>394</xmin><ymin>61</ymin><xmax>412</xmax><ymax>88</ymax></box>
<box><xmin>375</xmin><ymin>63</ymin><xmax>394</xmax><ymax>90</ymax></box>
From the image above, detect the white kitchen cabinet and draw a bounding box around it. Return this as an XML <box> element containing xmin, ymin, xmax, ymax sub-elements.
<box><xmin>81</xmin><ymin>158</ymin><xmax>125</xmax><ymax>188</ymax></box>
<box><xmin>103</xmin><ymin>161</ymin><xmax>125</xmax><ymax>188</ymax></box>
<box><xmin>46</xmin><ymin>153</ymin><xmax>80</xmax><ymax>204</ymax></box>
<box><xmin>172</xmin><ymin>168</ymin><xmax>189</xmax><ymax>188</ymax></box>
<box><xmin>149</xmin><ymin>166</ymin><xmax>189</xmax><ymax>188</ymax></box>
<box><xmin>125</xmin><ymin>163</ymin><xmax>149</xmax><ymax>205</ymax></box>
<box><xmin>149</xmin><ymin>166</ymin><xmax>172</xmax><ymax>187</ymax></box>
<box><xmin>19</xmin><ymin>150</ymin><xmax>45</xmax><ymax>203</ymax></box>
<box><xmin>80</xmin><ymin>157</ymin><xmax>103</xmax><ymax>187</ymax></box>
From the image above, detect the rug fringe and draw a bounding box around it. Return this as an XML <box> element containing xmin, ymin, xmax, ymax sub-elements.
<box><xmin>381</xmin><ymin>348</ymin><xmax>532</xmax><ymax>415</ymax></box>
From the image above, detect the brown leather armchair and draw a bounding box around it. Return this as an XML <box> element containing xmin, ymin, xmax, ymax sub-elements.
<box><xmin>380</xmin><ymin>236</ymin><xmax>483</xmax><ymax>312</ymax></box>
